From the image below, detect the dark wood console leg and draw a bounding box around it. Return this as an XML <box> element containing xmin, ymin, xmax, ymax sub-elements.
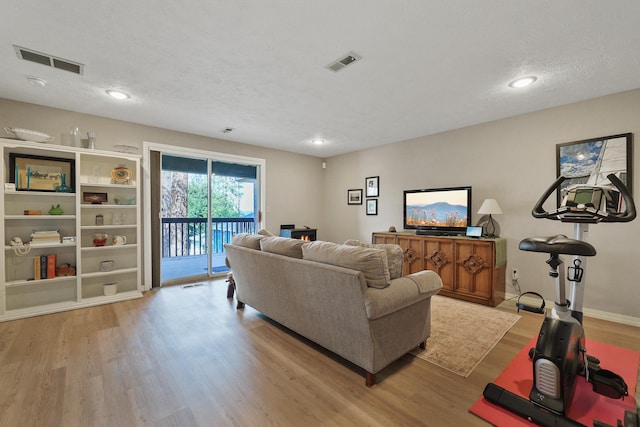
<box><xmin>365</xmin><ymin>372</ymin><xmax>376</xmax><ymax>387</ymax></box>
<box><xmin>236</xmin><ymin>301</ymin><xmax>245</xmax><ymax>309</ymax></box>
<box><xmin>419</xmin><ymin>341</ymin><xmax>426</xmax><ymax>349</ymax></box>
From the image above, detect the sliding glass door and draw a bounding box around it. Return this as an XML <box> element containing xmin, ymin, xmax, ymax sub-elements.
<box><xmin>210</xmin><ymin>161</ymin><xmax>258</xmax><ymax>273</ymax></box>
<box><xmin>159</xmin><ymin>154</ymin><xmax>259</xmax><ymax>284</ymax></box>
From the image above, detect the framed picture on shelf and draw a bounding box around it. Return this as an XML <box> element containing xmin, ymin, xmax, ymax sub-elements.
<box><xmin>365</xmin><ymin>176</ymin><xmax>379</xmax><ymax>197</ymax></box>
<box><xmin>366</xmin><ymin>199</ymin><xmax>378</xmax><ymax>215</ymax></box>
<box><xmin>83</xmin><ymin>192</ymin><xmax>108</xmax><ymax>204</ymax></box>
<box><xmin>556</xmin><ymin>133</ymin><xmax>632</xmax><ymax>207</ymax></box>
<box><xmin>9</xmin><ymin>153</ymin><xmax>75</xmax><ymax>192</ymax></box>
<box><xmin>347</xmin><ymin>189</ymin><xmax>363</xmax><ymax>205</ymax></box>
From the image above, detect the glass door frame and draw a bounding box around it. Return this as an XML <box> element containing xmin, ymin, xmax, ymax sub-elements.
<box><xmin>142</xmin><ymin>141</ymin><xmax>266</xmax><ymax>290</ymax></box>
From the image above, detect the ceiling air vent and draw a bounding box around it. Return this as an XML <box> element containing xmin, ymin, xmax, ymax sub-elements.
<box><xmin>325</xmin><ymin>52</ymin><xmax>361</xmax><ymax>72</ymax></box>
<box><xmin>13</xmin><ymin>45</ymin><xmax>84</xmax><ymax>75</ymax></box>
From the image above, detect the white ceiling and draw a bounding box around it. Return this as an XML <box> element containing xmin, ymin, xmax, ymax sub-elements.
<box><xmin>2</xmin><ymin>1</ymin><xmax>640</xmax><ymax>158</ymax></box>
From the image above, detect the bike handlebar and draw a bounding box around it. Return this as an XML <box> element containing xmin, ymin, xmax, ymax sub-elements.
<box><xmin>531</xmin><ymin>174</ymin><xmax>636</xmax><ymax>223</ymax></box>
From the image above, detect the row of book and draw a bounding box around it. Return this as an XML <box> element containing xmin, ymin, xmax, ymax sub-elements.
<box><xmin>34</xmin><ymin>255</ymin><xmax>56</xmax><ymax>280</ymax></box>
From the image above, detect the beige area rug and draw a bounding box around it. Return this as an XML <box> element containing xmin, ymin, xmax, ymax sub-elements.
<box><xmin>411</xmin><ymin>295</ymin><xmax>520</xmax><ymax>377</ymax></box>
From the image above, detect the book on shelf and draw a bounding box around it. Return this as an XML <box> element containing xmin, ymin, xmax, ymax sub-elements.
<box><xmin>40</xmin><ymin>255</ymin><xmax>47</xmax><ymax>279</ymax></box>
<box><xmin>47</xmin><ymin>254</ymin><xmax>56</xmax><ymax>279</ymax></box>
<box><xmin>33</xmin><ymin>256</ymin><xmax>40</xmax><ymax>280</ymax></box>
<box><xmin>31</xmin><ymin>228</ymin><xmax>60</xmax><ymax>235</ymax></box>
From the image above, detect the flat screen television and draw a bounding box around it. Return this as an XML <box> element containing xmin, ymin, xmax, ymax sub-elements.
<box><xmin>403</xmin><ymin>186</ymin><xmax>472</xmax><ymax>236</ymax></box>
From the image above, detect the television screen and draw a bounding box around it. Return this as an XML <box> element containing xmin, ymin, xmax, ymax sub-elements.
<box><xmin>403</xmin><ymin>186</ymin><xmax>472</xmax><ymax>235</ymax></box>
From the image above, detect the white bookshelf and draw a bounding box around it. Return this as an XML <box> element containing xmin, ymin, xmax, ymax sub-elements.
<box><xmin>0</xmin><ymin>138</ymin><xmax>143</xmax><ymax>321</ymax></box>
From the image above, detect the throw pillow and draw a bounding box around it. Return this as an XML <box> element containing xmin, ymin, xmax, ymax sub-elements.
<box><xmin>231</xmin><ymin>233</ymin><xmax>263</xmax><ymax>250</ymax></box>
<box><xmin>260</xmin><ymin>236</ymin><xmax>305</xmax><ymax>259</ymax></box>
<box><xmin>302</xmin><ymin>241</ymin><xmax>391</xmax><ymax>288</ymax></box>
<box><xmin>343</xmin><ymin>239</ymin><xmax>404</xmax><ymax>279</ymax></box>
<box><xmin>257</xmin><ymin>228</ymin><xmax>275</xmax><ymax>236</ymax></box>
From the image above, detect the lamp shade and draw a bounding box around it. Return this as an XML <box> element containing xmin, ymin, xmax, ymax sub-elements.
<box><xmin>478</xmin><ymin>199</ymin><xmax>503</xmax><ymax>215</ymax></box>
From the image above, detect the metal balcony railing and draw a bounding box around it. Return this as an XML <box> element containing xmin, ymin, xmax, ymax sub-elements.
<box><xmin>161</xmin><ymin>217</ymin><xmax>256</xmax><ymax>258</ymax></box>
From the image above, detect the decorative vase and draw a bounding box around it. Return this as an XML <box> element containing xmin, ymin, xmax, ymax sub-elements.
<box><xmin>55</xmin><ymin>173</ymin><xmax>73</xmax><ymax>193</ymax></box>
<box><xmin>48</xmin><ymin>204</ymin><xmax>64</xmax><ymax>215</ymax></box>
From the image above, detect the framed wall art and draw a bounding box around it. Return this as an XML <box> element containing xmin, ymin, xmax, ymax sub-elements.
<box><xmin>366</xmin><ymin>199</ymin><xmax>378</xmax><ymax>215</ymax></box>
<box><xmin>347</xmin><ymin>189</ymin><xmax>363</xmax><ymax>205</ymax></box>
<box><xmin>556</xmin><ymin>133</ymin><xmax>632</xmax><ymax>206</ymax></box>
<box><xmin>365</xmin><ymin>176</ymin><xmax>379</xmax><ymax>197</ymax></box>
<box><xmin>9</xmin><ymin>153</ymin><xmax>75</xmax><ymax>192</ymax></box>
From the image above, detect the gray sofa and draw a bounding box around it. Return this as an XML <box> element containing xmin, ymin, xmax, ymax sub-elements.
<box><xmin>224</xmin><ymin>234</ymin><xmax>443</xmax><ymax>387</ymax></box>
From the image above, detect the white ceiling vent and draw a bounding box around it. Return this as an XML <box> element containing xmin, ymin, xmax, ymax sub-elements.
<box><xmin>325</xmin><ymin>52</ymin><xmax>361</xmax><ymax>72</ymax></box>
<box><xmin>13</xmin><ymin>45</ymin><xmax>84</xmax><ymax>75</ymax></box>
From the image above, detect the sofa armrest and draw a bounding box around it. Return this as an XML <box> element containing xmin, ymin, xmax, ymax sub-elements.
<box><xmin>404</xmin><ymin>270</ymin><xmax>443</xmax><ymax>296</ymax></box>
<box><xmin>363</xmin><ymin>271</ymin><xmax>443</xmax><ymax>320</ymax></box>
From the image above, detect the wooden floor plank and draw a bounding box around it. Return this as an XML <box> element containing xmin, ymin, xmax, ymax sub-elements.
<box><xmin>0</xmin><ymin>279</ymin><xmax>637</xmax><ymax>426</ymax></box>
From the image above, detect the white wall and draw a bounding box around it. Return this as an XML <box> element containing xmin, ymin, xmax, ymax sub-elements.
<box><xmin>0</xmin><ymin>98</ymin><xmax>327</xmax><ymax>288</ymax></box>
<box><xmin>323</xmin><ymin>89</ymin><xmax>640</xmax><ymax>322</ymax></box>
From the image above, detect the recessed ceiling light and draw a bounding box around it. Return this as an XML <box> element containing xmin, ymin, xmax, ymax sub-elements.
<box><xmin>106</xmin><ymin>89</ymin><xmax>130</xmax><ymax>100</ymax></box>
<box><xmin>508</xmin><ymin>76</ymin><xmax>537</xmax><ymax>88</ymax></box>
<box><xmin>312</xmin><ymin>139</ymin><xmax>325</xmax><ymax>145</ymax></box>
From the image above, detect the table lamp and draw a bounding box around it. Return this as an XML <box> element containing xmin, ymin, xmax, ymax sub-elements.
<box><xmin>478</xmin><ymin>199</ymin><xmax>503</xmax><ymax>238</ymax></box>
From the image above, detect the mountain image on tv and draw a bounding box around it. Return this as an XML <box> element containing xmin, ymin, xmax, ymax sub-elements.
<box><xmin>406</xmin><ymin>202</ymin><xmax>468</xmax><ymax>227</ymax></box>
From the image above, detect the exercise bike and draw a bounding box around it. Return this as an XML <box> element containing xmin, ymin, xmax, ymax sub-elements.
<box><xmin>483</xmin><ymin>173</ymin><xmax>637</xmax><ymax>427</ymax></box>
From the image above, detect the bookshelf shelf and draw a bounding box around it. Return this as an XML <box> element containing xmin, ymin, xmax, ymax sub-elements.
<box><xmin>5</xmin><ymin>215</ymin><xmax>76</xmax><ymax>220</ymax></box>
<box><xmin>5</xmin><ymin>275</ymin><xmax>77</xmax><ymax>288</ymax></box>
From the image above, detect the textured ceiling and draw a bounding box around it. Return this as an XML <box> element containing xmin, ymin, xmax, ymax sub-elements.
<box><xmin>1</xmin><ymin>1</ymin><xmax>640</xmax><ymax>157</ymax></box>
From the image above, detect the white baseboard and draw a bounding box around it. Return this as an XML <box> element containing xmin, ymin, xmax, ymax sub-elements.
<box><xmin>504</xmin><ymin>292</ymin><xmax>640</xmax><ymax>327</ymax></box>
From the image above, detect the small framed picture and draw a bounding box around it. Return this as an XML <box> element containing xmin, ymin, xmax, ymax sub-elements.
<box><xmin>83</xmin><ymin>192</ymin><xmax>108</xmax><ymax>204</ymax></box>
<box><xmin>365</xmin><ymin>176</ymin><xmax>379</xmax><ymax>197</ymax></box>
<box><xmin>347</xmin><ymin>189</ymin><xmax>363</xmax><ymax>205</ymax></box>
<box><xmin>366</xmin><ymin>199</ymin><xmax>378</xmax><ymax>215</ymax></box>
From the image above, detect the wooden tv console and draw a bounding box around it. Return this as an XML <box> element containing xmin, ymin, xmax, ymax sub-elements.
<box><xmin>372</xmin><ymin>232</ymin><xmax>506</xmax><ymax>307</ymax></box>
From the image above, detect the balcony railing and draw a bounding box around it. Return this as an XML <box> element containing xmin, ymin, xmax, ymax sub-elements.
<box><xmin>161</xmin><ymin>217</ymin><xmax>256</xmax><ymax>257</ymax></box>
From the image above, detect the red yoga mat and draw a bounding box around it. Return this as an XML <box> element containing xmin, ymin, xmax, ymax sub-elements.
<box><xmin>470</xmin><ymin>336</ymin><xmax>639</xmax><ymax>426</ymax></box>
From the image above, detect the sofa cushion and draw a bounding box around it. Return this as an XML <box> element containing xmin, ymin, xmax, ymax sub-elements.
<box><xmin>257</xmin><ymin>228</ymin><xmax>275</xmax><ymax>236</ymax></box>
<box><xmin>302</xmin><ymin>241</ymin><xmax>390</xmax><ymax>288</ymax></box>
<box><xmin>260</xmin><ymin>236</ymin><xmax>305</xmax><ymax>259</ymax></box>
<box><xmin>231</xmin><ymin>233</ymin><xmax>263</xmax><ymax>250</ymax></box>
<box><xmin>343</xmin><ymin>239</ymin><xmax>404</xmax><ymax>279</ymax></box>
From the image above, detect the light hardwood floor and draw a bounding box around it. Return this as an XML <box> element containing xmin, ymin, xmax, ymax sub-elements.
<box><xmin>0</xmin><ymin>279</ymin><xmax>638</xmax><ymax>426</ymax></box>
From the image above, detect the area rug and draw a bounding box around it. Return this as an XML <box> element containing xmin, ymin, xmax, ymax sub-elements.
<box><xmin>470</xmin><ymin>336</ymin><xmax>639</xmax><ymax>426</ymax></box>
<box><xmin>411</xmin><ymin>295</ymin><xmax>520</xmax><ymax>377</ymax></box>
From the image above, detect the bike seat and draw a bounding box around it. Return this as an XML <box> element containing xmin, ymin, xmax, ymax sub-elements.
<box><xmin>519</xmin><ymin>235</ymin><xmax>596</xmax><ymax>256</ymax></box>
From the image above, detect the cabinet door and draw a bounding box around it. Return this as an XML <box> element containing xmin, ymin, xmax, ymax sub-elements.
<box><xmin>423</xmin><ymin>238</ymin><xmax>455</xmax><ymax>291</ymax></box>
<box><xmin>454</xmin><ymin>241</ymin><xmax>494</xmax><ymax>298</ymax></box>
<box><xmin>396</xmin><ymin>236</ymin><xmax>426</xmax><ymax>274</ymax></box>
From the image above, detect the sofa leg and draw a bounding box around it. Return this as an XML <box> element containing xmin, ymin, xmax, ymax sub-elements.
<box><xmin>419</xmin><ymin>340</ymin><xmax>426</xmax><ymax>349</ymax></box>
<box><xmin>236</xmin><ymin>301</ymin><xmax>245</xmax><ymax>309</ymax></box>
<box><xmin>365</xmin><ymin>372</ymin><xmax>376</xmax><ymax>387</ymax></box>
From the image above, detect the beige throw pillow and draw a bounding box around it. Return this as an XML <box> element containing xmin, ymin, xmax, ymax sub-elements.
<box><xmin>260</xmin><ymin>236</ymin><xmax>305</xmax><ymax>259</ymax></box>
<box><xmin>231</xmin><ymin>233</ymin><xmax>263</xmax><ymax>250</ymax></box>
<box><xmin>343</xmin><ymin>239</ymin><xmax>404</xmax><ymax>279</ymax></box>
<box><xmin>302</xmin><ymin>241</ymin><xmax>391</xmax><ymax>288</ymax></box>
